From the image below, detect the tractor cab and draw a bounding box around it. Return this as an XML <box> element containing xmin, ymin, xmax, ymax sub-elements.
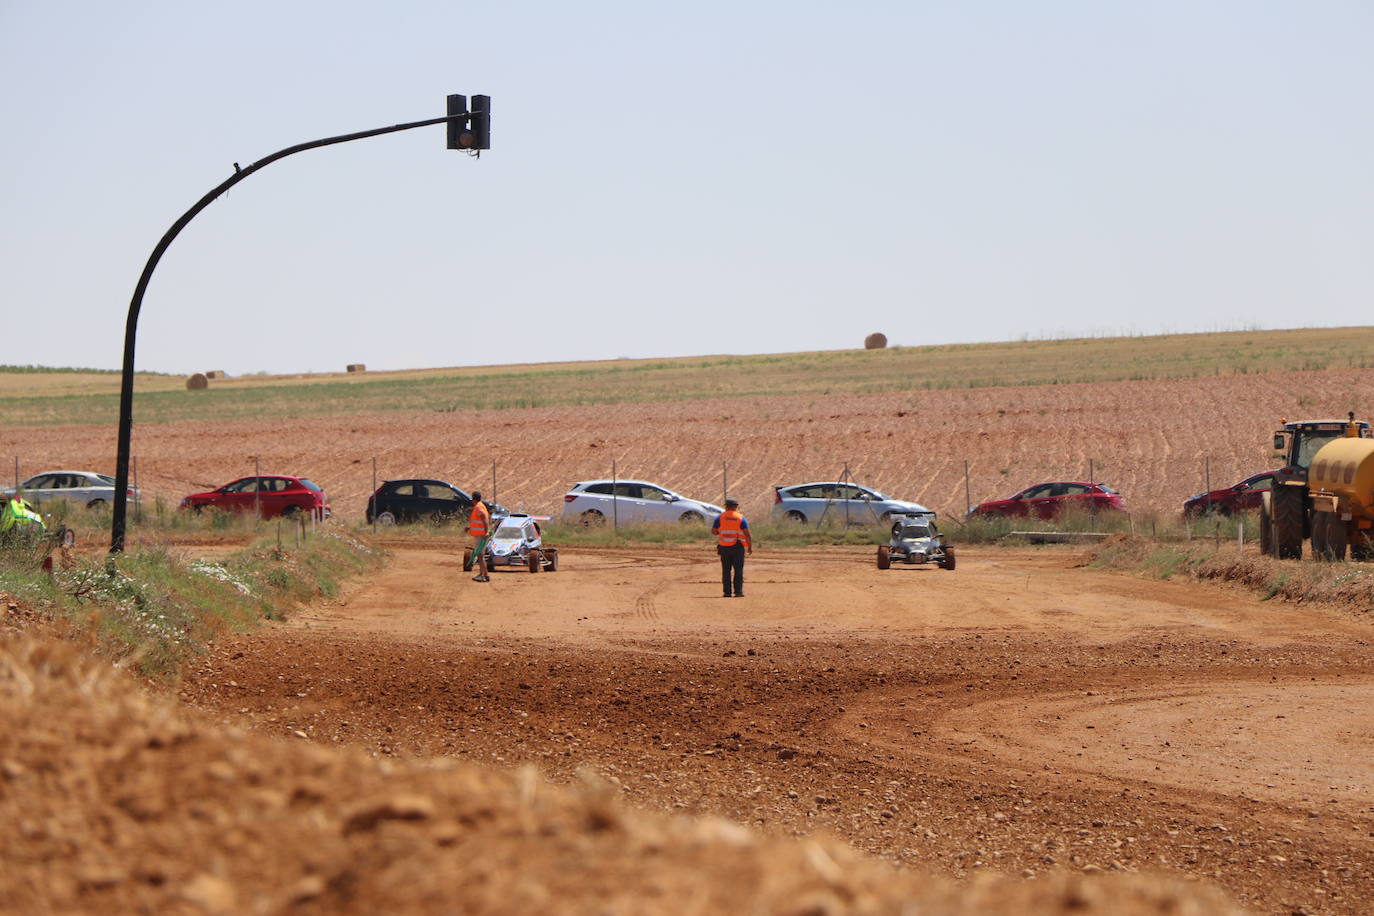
<box><xmin>1272</xmin><ymin>414</ymin><xmax>1370</xmax><ymax>484</ymax></box>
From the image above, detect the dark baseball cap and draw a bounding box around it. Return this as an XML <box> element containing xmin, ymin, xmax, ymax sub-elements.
<box><xmin>724</xmin><ymin>497</ymin><xmax>740</xmax><ymax>507</ymax></box>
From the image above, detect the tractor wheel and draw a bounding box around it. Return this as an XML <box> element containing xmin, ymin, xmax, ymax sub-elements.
<box><xmin>545</xmin><ymin>548</ymin><xmax>559</xmax><ymax>572</ymax></box>
<box><xmin>940</xmin><ymin>547</ymin><xmax>957</xmax><ymax>570</ymax></box>
<box><xmin>1311</xmin><ymin>511</ymin><xmax>1331</xmax><ymax>558</ymax></box>
<box><xmin>1351</xmin><ymin>532</ymin><xmax>1374</xmax><ymax>562</ymax></box>
<box><xmin>1326</xmin><ymin>516</ymin><xmax>1348</xmax><ymax>561</ymax></box>
<box><xmin>1258</xmin><ymin>493</ymin><xmax>1273</xmax><ymax>557</ymax></box>
<box><xmin>462</xmin><ymin>548</ymin><xmax>474</xmax><ymax>572</ymax></box>
<box><xmin>528</xmin><ymin>551</ymin><xmax>541</xmax><ymax>573</ymax></box>
<box><xmin>1271</xmin><ymin>485</ymin><xmax>1305</xmax><ymax>560</ymax></box>
<box><xmin>877</xmin><ymin>546</ymin><xmax>890</xmax><ymax>570</ymax></box>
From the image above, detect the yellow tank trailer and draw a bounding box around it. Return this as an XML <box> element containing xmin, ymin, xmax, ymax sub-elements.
<box><xmin>1308</xmin><ymin>437</ymin><xmax>1374</xmax><ymax>560</ymax></box>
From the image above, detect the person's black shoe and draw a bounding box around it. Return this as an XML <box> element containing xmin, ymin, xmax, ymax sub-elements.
<box><xmin>735</xmin><ymin>592</ymin><xmax>744</xmax><ymax>597</ymax></box>
<box><xmin>723</xmin><ymin>594</ymin><xmax>732</xmax><ymax>598</ymax></box>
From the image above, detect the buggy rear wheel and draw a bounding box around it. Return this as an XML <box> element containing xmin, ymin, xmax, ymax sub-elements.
<box><xmin>876</xmin><ymin>546</ymin><xmax>890</xmax><ymax>570</ymax></box>
<box><xmin>545</xmin><ymin>548</ymin><xmax>559</xmax><ymax>571</ymax></box>
<box><xmin>939</xmin><ymin>546</ymin><xmax>957</xmax><ymax>570</ymax></box>
<box><xmin>462</xmin><ymin>548</ymin><xmax>474</xmax><ymax>572</ymax></box>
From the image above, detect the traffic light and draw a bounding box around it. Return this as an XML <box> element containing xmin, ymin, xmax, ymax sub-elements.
<box><xmin>469</xmin><ymin>95</ymin><xmax>490</xmax><ymax>150</ymax></box>
<box><xmin>446</xmin><ymin>94</ymin><xmax>472</xmax><ymax>150</ymax></box>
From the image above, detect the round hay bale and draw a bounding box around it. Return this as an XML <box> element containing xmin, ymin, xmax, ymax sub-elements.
<box><xmin>346</xmin><ymin>363</ymin><xmax>366</xmax><ymax>373</ymax></box>
<box><xmin>205</xmin><ymin>370</ymin><xmax>227</xmax><ymax>379</ymax></box>
<box><xmin>864</xmin><ymin>332</ymin><xmax>888</xmax><ymax>350</ymax></box>
<box><xmin>185</xmin><ymin>373</ymin><xmax>209</xmax><ymax>390</ymax></box>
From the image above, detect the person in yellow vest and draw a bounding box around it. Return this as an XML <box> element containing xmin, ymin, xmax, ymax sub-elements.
<box><xmin>1</xmin><ymin>494</ymin><xmax>46</xmax><ymax>545</ymax></box>
<box><xmin>467</xmin><ymin>491</ymin><xmax>492</xmax><ymax>582</ymax></box>
<box><xmin>711</xmin><ymin>497</ymin><xmax>753</xmax><ymax>598</ymax></box>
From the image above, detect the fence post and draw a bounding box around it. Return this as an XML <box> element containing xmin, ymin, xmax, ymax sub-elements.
<box><xmin>492</xmin><ymin>459</ymin><xmax>497</xmax><ymax>507</ymax></box>
<box><xmin>133</xmin><ymin>456</ymin><xmax>142</xmax><ymax>524</ymax></box>
<box><xmin>963</xmin><ymin>459</ymin><xmax>971</xmax><ymax>518</ymax></box>
<box><xmin>723</xmin><ymin>462</ymin><xmax>728</xmax><ymax>504</ymax></box>
<box><xmin>371</xmin><ymin>457</ymin><xmax>377</xmax><ymax>531</ymax></box>
<box><xmin>612</xmin><ymin>459</ymin><xmax>618</xmax><ymax>531</ymax></box>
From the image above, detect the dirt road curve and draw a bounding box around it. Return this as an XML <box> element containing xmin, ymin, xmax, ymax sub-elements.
<box><xmin>182</xmin><ymin>544</ymin><xmax>1374</xmax><ymax>914</ymax></box>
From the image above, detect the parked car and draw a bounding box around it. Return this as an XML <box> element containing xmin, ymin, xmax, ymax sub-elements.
<box><xmin>1</xmin><ymin>470</ymin><xmax>140</xmax><ymax>509</ymax></box>
<box><xmin>179</xmin><ymin>475</ymin><xmax>330</xmax><ymax>519</ymax></box>
<box><xmin>562</xmin><ymin>480</ymin><xmax>723</xmax><ymax>526</ymax></box>
<box><xmin>968</xmin><ymin>481</ymin><xmax>1124</xmax><ymax>519</ymax></box>
<box><xmin>771</xmin><ymin>481</ymin><xmax>933</xmax><ymax>525</ymax></box>
<box><xmin>463</xmin><ymin>513</ymin><xmax>558</xmax><ymax>572</ymax></box>
<box><xmin>365</xmin><ymin>478</ymin><xmax>506</xmax><ymax>525</ymax></box>
<box><xmin>1182</xmin><ymin>470</ymin><xmax>1279</xmax><ymax>517</ymax></box>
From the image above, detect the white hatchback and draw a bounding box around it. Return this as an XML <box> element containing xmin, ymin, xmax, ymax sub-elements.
<box><xmin>3</xmin><ymin>469</ymin><xmax>141</xmax><ymax>510</ymax></box>
<box><xmin>562</xmin><ymin>480</ymin><xmax>723</xmax><ymax>526</ymax></box>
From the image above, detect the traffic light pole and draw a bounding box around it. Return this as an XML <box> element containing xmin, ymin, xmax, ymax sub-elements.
<box><xmin>110</xmin><ymin>108</ymin><xmax>480</xmax><ymax>552</ymax></box>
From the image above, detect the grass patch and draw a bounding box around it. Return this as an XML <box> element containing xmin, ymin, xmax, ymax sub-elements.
<box><xmin>1088</xmin><ymin>534</ymin><xmax>1374</xmax><ymax>610</ymax></box>
<box><xmin>0</xmin><ymin>529</ymin><xmax>382</xmax><ymax>679</ymax></box>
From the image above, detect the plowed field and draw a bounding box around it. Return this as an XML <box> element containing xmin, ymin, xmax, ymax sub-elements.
<box><xmin>5</xmin><ymin>367</ymin><xmax>1373</xmax><ymax>520</ymax></box>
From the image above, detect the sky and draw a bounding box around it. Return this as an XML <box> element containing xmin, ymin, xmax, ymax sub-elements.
<box><xmin>1</xmin><ymin>1</ymin><xmax>1370</xmax><ymax>375</ymax></box>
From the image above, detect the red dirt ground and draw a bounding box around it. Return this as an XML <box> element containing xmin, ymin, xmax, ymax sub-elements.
<box><xmin>165</xmin><ymin>540</ymin><xmax>1374</xmax><ymax>914</ymax></box>
<box><xmin>4</xmin><ymin>367</ymin><xmax>1372</xmax><ymax>520</ymax></box>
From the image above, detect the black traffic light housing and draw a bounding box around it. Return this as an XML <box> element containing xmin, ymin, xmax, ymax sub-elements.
<box><xmin>446</xmin><ymin>93</ymin><xmax>491</xmax><ymax>151</ymax></box>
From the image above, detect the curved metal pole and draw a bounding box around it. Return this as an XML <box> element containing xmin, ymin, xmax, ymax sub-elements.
<box><xmin>110</xmin><ymin>113</ymin><xmax>455</xmax><ymax>552</ymax></box>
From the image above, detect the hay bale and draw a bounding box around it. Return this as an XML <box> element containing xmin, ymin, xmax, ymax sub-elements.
<box><xmin>204</xmin><ymin>370</ymin><xmax>227</xmax><ymax>379</ymax></box>
<box><xmin>346</xmin><ymin>363</ymin><xmax>366</xmax><ymax>373</ymax></box>
<box><xmin>864</xmin><ymin>332</ymin><xmax>888</xmax><ymax>350</ymax></box>
<box><xmin>185</xmin><ymin>373</ymin><xmax>209</xmax><ymax>390</ymax></box>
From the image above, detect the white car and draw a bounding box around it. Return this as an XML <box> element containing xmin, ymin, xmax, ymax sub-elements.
<box><xmin>2</xmin><ymin>470</ymin><xmax>140</xmax><ymax>510</ymax></box>
<box><xmin>771</xmin><ymin>481</ymin><xmax>933</xmax><ymax>525</ymax></box>
<box><xmin>562</xmin><ymin>480</ymin><xmax>723</xmax><ymax>526</ymax></box>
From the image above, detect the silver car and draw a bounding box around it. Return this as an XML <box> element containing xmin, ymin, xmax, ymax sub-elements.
<box><xmin>771</xmin><ymin>481</ymin><xmax>933</xmax><ymax>525</ymax></box>
<box><xmin>562</xmin><ymin>480</ymin><xmax>723</xmax><ymax>526</ymax></box>
<box><xmin>2</xmin><ymin>470</ymin><xmax>140</xmax><ymax>510</ymax></box>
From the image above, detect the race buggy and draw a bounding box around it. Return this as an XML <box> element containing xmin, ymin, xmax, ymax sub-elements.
<box><xmin>876</xmin><ymin>514</ymin><xmax>955</xmax><ymax>570</ymax></box>
<box><xmin>463</xmin><ymin>513</ymin><xmax>559</xmax><ymax>573</ymax></box>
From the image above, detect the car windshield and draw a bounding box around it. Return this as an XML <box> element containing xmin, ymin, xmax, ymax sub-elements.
<box><xmin>298</xmin><ymin>479</ymin><xmax>323</xmax><ymax>492</ymax></box>
<box><xmin>494</xmin><ymin>521</ymin><xmax>527</xmax><ymax>538</ymax></box>
<box><xmin>868</xmin><ymin>490</ymin><xmax>887</xmax><ymax>500</ymax></box>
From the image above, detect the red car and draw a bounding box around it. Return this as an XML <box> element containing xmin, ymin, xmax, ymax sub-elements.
<box><xmin>179</xmin><ymin>475</ymin><xmax>331</xmax><ymax>519</ymax></box>
<box><xmin>1182</xmin><ymin>470</ymin><xmax>1279</xmax><ymax>517</ymax></box>
<box><xmin>968</xmin><ymin>481</ymin><xmax>1124</xmax><ymax>519</ymax></box>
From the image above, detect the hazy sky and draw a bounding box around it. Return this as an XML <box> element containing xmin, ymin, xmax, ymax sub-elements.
<box><xmin>2</xmin><ymin>2</ymin><xmax>1369</xmax><ymax>375</ymax></box>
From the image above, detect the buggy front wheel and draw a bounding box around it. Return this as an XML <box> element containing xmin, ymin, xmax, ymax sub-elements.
<box><xmin>939</xmin><ymin>547</ymin><xmax>957</xmax><ymax>570</ymax></box>
<box><xmin>876</xmin><ymin>546</ymin><xmax>890</xmax><ymax>570</ymax></box>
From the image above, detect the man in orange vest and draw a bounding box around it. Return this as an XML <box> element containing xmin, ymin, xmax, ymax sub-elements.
<box><xmin>467</xmin><ymin>491</ymin><xmax>492</xmax><ymax>582</ymax></box>
<box><xmin>711</xmin><ymin>497</ymin><xmax>753</xmax><ymax>598</ymax></box>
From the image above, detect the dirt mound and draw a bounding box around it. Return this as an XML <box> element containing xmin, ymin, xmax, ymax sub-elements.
<box><xmin>1</xmin><ymin>632</ymin><xmax>1242</xmax><ymax>914</ymax></box>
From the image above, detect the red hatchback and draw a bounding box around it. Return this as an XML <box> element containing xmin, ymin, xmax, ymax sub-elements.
<box><xmin>1182</xmin><ymin>470</ymin><xmax>1279</xmax><ymax>517</ymax></box>
<box><xmin>968</xmin><ymin>481</ymin><xmax>1124</xmax><ymax>519</ymax></box>
<box><xmin>180</xmin><ymin>475</ymin><xmax>331</xmax><ymax>519</ymax></box>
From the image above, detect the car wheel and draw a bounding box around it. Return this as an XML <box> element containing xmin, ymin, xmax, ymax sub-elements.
<box><xmin>580</xmin><ymin>509</ymin><xmax>606</xmax><ymax>527</ymax></box>
<box><xmin>877</xmin><ymin>546</ymin><xmax>890</xmax><ymax>570</ymax></box>
<box><xmin>375</xmin><ymin>511</ymin><xmax>396</xmax><ymax>526</ymax></box>
<box><xmin>784</xmin><ymin>510</ymin><xmax>807</xmax><ymax>525</ymax></box>
<box><xmin>679</xmin><ymin>511</ymin><xmax>705</xmax><ymax>524</ymax></box>
<box><xmin>86</xmin><ymin>499</ymin><xmax>106</xmax><ymax>510</ymax></box>
<box><xmin>282</xmin><ymin>505</ymin><xmax>302</xmax><ymax>519</ymax></box>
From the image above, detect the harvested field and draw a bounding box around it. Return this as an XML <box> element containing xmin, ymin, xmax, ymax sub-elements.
<box><xmin>3</xmin><ymin>367</ymin><xmax>1372</xmax><ymax>522</ymax></box>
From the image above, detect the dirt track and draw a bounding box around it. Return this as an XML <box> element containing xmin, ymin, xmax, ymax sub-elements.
<box><xmin>180</xmin><ymin>541</ymin><xmax>1374</xmax><ymax>914</ymax></box>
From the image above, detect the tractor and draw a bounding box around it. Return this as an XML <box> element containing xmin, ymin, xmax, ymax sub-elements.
<box><xmin>1260</xmin><ymin>413</ymin><xmax>1373</xmax><ymax>560</ymax></box>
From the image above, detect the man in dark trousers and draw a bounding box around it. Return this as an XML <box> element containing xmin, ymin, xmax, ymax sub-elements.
<box><xmin>712</xmin><ymin>497</ymin><xmax>753</xmax><ymax>597</ymax></box>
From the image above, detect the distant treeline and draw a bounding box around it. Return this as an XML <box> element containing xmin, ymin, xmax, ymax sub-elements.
<box><xmin>0</xmin><ymin>364</ymin><xmax>167</xmax><ymax>375</ymax></box>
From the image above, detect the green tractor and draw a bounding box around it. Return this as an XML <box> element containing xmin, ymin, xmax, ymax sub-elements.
<box><xmin>1261</xmin><ymin>414</ymin><xmax>1372</xmax><ymax>559</ymax></box>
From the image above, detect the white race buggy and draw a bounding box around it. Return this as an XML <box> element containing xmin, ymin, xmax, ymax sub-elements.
<box><xmin>463</xmin><ymin>513</ymin><xmax>559</xmax><ymax>573</ymax></box>
<box><xmin>876</xmin><ymin>515</ymin><xmax>955</xmax><ymax>570</ymax></box>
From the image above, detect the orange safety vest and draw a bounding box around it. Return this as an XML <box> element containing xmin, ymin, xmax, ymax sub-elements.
<box><xmin>467</xmin><ymin>501</ymin><xmax>490</xmax><ymax>538</ymax></box>
<box><xmin>715</xmin><ymin>510</ymin><xmax>748</xmax><ymax>547</ymax></box>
